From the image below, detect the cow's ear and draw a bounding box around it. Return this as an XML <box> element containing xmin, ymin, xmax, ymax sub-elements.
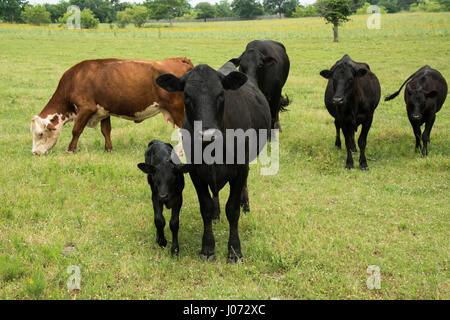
<box><xmin>137</xmin><ymin>163</ymin><xmax>154</xmax><ymax>174</ymax></box>
<box><xmin>230</xmin><ymin>58</ymin><xmax>240</xmax><ymax>67</ymax></box>
<box><xmin>221</xmin><ymin>71</ymin><xmax>247</xmax><ymax>91</ymax></box>
<box><xmin>156</xmin><ymin>73</ymin><xmax>184</xmax><ymax>92</ymax></box>
<box><xmin>46</xmin><ymin>123</ymin><xmax>57</xmax><ymax>131</ymax></box>
<box><xmin>320</xmin><ymin>70</ymin><xmax>332</xmax><ymax>79</ymax></box>
<box><xmin>263</xmin><ymin>56</ymin><xmax>277</xmax><ymax>66</ymax></box>
<box><xmin>425</xmin><ymin>90</ymin><xmax>438</xmax><ymax>99</ymax></box>
<box><xmin>355</xmin><ymin>68</ymin><xmax>367</xmax><ymax>77</ymax></box>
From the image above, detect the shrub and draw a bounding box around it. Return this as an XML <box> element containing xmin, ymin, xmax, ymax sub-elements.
<box><xmin>410</xmin><ymin>0</ymin><xmax>443</xmax><ymax>12</ymax></box>
<box><xmin>291</xmin><ymin>5</ymin><xmax>318</xmax><ymax>17</ymax></box>
<box><xmin>21</xmin><ymin>5</ymin><xmax>51</xmax><ymax>26</ymax></box>
<box><xmin>355</xmin><ymin>2</ymin><xmax>388</xmax><ymax>14</ymax></box>
<box><xmin>116</xmin><ymin>5</ymin><xmax>149</xmax><ymax>28</ymax></box>
<box><xmin>59</xmin><ymin>8</ymin><xmax>99</xmax><ymax>29</ymax></box>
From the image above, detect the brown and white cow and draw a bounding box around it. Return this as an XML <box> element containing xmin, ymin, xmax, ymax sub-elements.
<box><xmin>31</xmin><ymin>57</ymin><xmax>194</xmax><ymax>155</ymax></box>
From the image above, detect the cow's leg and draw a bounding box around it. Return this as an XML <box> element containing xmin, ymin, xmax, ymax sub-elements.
<box><xmin>409</xmin><ymin>119</ymin><xmax>422</xmax><ymax>152</ymax></box>
<box><xmin>358</xmin><ymin>115</ymin><xmax>373</xmax><ymax>171</ymax></box>
<box><xmin>334</xmin><ymin>119</ymin><xmax>341</xmax><ymax>149</ymax></box>
<box><xmin>226</xmin><ymin>166</ymin><xmax>248</xmax><ymax>263</ymax></box>
<box><xmin>100</xmin><ymin>117</ymin><xmax>113</xmax><ymax>152</ymax></box>
<box><xmin>271</xmin><ymin>90</ymin><xmax>282</xmax><ymax>132</ymax></box>
<box><xmin>351</xmin><ymin>131</ymin><xmax>357</xmax><ymax>153</ymax></box>
<box><xmin>152</xmin><ymin>196</ymin><xmax>167</xmax><ymax>247</ymax></box>
<box><xmin>342</xmin><ymin>125</ymin><xmax>354</xmax><ymax>170</ymax></box>
<box><xmin>190</xmin><ymin>171</ymin><xmax>216</xmax><ymax>261</ymax></box>
<box><xmin>240</xmin><ymin>177</ymin><xmax>250</xmax><ymax>213</ymax></box>
<box><xmin>68</xmin><ymin>103</ymin><xmax>97</xmax><ymax>152</ymax></box>
<box><xmin>212</xmin><ymin>193</ymin><xmax>220</xmax><ymax>224</ymax></box>
<box><xmin>169</xmin><ymin>197</ymin><xmax>182</xmax><ymax>256</ymax></box>
<box><xmin>421</xmin><ymin>113</ymin><xmax>435</xmax><ymax>157</ymax></box>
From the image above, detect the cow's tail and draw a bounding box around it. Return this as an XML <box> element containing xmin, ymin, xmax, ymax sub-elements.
<box><xmin>385</xmin><ymin>70</ymin><xmax>420</xmax><ymax>101</ymax></box>
<box><xmin>279</xmin><ymin>94</ymin><xmax>290</xmax><ymax>112</ymax></box>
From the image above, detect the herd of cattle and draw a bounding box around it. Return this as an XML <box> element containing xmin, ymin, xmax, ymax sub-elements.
<box><xmin>30</xmin><ymin>40</ymin><xmax>447</xmax><ymax>262</ymax></box>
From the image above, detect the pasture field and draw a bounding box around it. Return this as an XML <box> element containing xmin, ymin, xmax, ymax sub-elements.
<box><xmin>0</xmin><ymin>12</ymin><xmax>449</xmax><ymax>299</ymax></box>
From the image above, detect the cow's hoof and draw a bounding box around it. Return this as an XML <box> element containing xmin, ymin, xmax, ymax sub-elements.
<box><xmin>345</xmin><ymin>165</ymin><xmax>354</xmax><ymax>170</ymax></box>
<box><xmin>360</xmin><ymin>165</ymin><xmax>369</xmax><ymax>171</ymax></box>
<box><xmin>212</xmin><ymin>216</ymin><xmax>220</xmax><ymax>224</ymax></box>
<box><xmin>227</xmin><ymin>254</ymin><xmax>243</xmax><ymax>264</ymax></box>
<box><xmin>66</xmin><ymin>150</ymin><xmax>76</xmax><ymax>154</ymax></box>
<box><xmin>104</xmin><ymin>148</ymin><xmax>113</xmax><ymax>153</ymax></box>
<box><xmin>157</xmin><ymin>238</ymin><xmax>167</xmax><ymax>248</ymax></box>
<box><xmin>171</xmin><ymin>247</ymin><xmax>179</xmax><ymax>257</ymax></box>
<box><xmin>200</xmin><ymin>254</ymin><xmax>215</xmax><ymax>262</ymax></box>
<box><xmin>242</xmin><ymin>203</ymin><xmax>250</xmax><ymax>213</ymax></box>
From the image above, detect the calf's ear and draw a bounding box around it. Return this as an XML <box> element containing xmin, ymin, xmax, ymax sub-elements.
<box><xmin>425</xmin><ymin>90</ymin><xmax>438</xmax><ymax>99</ymax></box>
<box><xmin>221</xmin><ymin>71</ymin><xmax>247</xmax><ymax>91</ymax></box>
<box><xmin>156</xmin><ymin>74</ymin><xmax>184</xmax><ymax>92</ymax></box>
<box><xmin>320</xmin><ymin>70</ymin><xmax>332</xmax><ymax>79</ymax></box>
<box><xmin>355</xmin><ymin>68</ymin><xmax>367</xmax><ymax>77</ymax></box>
<box><xmin>137</xmin><ymin>163</ymin><xmax>154</xmax><ymax>174</ymax></box>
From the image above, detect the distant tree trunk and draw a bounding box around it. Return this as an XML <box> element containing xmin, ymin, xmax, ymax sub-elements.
<box><xmin>333</xmin><ymin>23</ymin><xmax>339</xmax><ymax>42</ymax></box>
<box><xmin>169</xmin><ymin>18</ymin><xmax>173</xmax><ymax>27</ymax></box>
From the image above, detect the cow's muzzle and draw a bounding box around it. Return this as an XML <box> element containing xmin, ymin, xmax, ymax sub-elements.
<box><xmin>199</xmin><ymin>129</ymin><xmax>220</xmax><ymax>142</ymax></box>
<box><xmin>333</xmin><ymin>97</ymin><xmax>344</xmax><ymax>105</ymax></box>
<box><xmin>410</xmin><ymin>114</ymin><xmax>422</xmax><ymax>121</ymax></box>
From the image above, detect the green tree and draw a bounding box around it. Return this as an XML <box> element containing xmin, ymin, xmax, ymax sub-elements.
<box><xmin>116</xmin><ymin>9</ymin><xmax>131</xmax><ymax>27</ymax></box>
<box><xmin>215</xmin><ymin>0</ymin><xmax>233</xmax><ymax>17</ymax></box>
<box><xmin>145</xmin><ymin>0</ymin><xmax>190</xmax><ymax>26</ymax></box>
<box><xmin>0</xmin><ymin>0</ymin><xmax>27</xmax><ymax>23</ymax></box>
<box><xmin>263</xmin><ymin>0</ymin><xmax>289</xmax><ymax>17</ymax></box>
<box><xmin>59</xmin><ymin>7</ymin><xmax>99</xmax><ymax>28</ymax></box>
<box><xmin>21</xmin><ymin>5</ymin><xmax>52</xmax><ymax>26</ymax></box>
<box><xmin>195</xmin><ymin>2</ymin><xmax>216</xmax><ymax>21</ymax></box>
<box><xmin>292</xmin><ymin>4</ymin><xmax>318</xmax><ymax>17</ymax></box>
<box><xmin>69</xmin><ymin>0</ymin><xmax>115</xmax><ymax>23</ymax></box>
<box><xmin>129</xmin><ymin>5</ymin><xmax>149</xmax><ymax>27</ymax></box>
<box><xmin>315</xmin><ymin>0</ymin><xmax>352</xmax><ymax>42</ymax></box>
<box><xmin>45</xmin><ymin>2</ymin><xmax>70</xmax><ymax>23</ymax></box>
<box><xmin>282</xmin><ymin>0</ymin><xmax>299</xmax><ymax>17</ymax></box>
<box><xmin>231</xmin><ymin>0</ymin><xmax>264</xmax><ymax>17</ymax></box>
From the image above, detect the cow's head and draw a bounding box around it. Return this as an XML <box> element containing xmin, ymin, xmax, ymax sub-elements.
<box><xmin>231</xmin><ymin>49</ymin><xmax>276</xmax><ymax>86</ymax></box>
<box><xmin>405</xmin><ymin>84</ymin><xmax>438</xmax><ymax>121</ymax></box>
<box><xmin>320</xmin><ymin>62</ymin><xmax>367</xmax><ymax>107</ymax></box>
<box><xmin>156</xmin><ymin>64</ymin><xmax>247</xmax><ymax>142</ymax></box>
<box><xmin>137</xmin><ymin>143</ymin><xmax>190</xmax><ymax>202</ymax></box>
<box><xmin>30</xmin><ymin>114</ymin><xmax>63</xmax><ymax>155</ymax></box>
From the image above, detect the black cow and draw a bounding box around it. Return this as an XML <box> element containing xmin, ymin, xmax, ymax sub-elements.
<box><xmin>231</xmin><ymin>40</ymin><xmax>290</xmax><ymax>131</ymax></box>
<box><xmin>320</xmin><ymin>54</ymin><xmax>381</xmax><ymax>170</ymax></box>
<box><xmin>156</xmin><ymin>63</ymin><xmax>271</xmax><ymax>263</ymax></box>
<box><xmin>137</xmin><ymin>140</ymin><xmax>189</xmax><ymax>256</ymax></box>
<box><xmin>385</xmin><ymin>65</ymin><xmax>447</xmax><ymax>156</ymax></box>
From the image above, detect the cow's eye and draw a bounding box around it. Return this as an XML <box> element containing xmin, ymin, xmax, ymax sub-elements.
<box><xmin>39</xmin><ymin>132</ymin><xmax>44</xmax><ymax>137</ymax></box>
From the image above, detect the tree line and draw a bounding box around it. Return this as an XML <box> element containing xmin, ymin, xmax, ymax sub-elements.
<box><xmin>0</xmin><ymin>0</ymin><xmax>449</xmax><ymax>27</ymax></box>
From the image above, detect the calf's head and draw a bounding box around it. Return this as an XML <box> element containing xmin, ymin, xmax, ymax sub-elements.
<box><xmin>231</xmin><ymin>49</ymin><xmax>276</xmax><ymax>86</ymax></box>
<box><xmin>320</xmin><ymin>63</ymin><xmax>367</xmax><ymax>107</ymax></box>
<box><xmin>30</xmin><ymin>114</ymin><xmax>63</xmax><ymax>155</ymax></box>
<box><xmin>156</xmin><ymin>64</ymin><xmax>247</xmax><ymax>142</ymax></box>
<box><xmin>405</xmin><ymin>84</ymin><xmax>438</xmax><ymax>121</ymax></box>
<box><xmin>138</xmin><ymin>149</ymin><xmax>189</xmax><ymax>201</ymax></box>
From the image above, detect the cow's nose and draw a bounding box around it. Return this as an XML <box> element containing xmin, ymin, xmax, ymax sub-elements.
<box><xmin>333</xmin><ymin>97</ymin><xmax>344</xmax><ymax>105</ymax></box>
<box><xmin>411</xmin><ymin>114</ymin><xmax>422</xmax><ymax>120</ymax></box>
<box><xmin>199</xmin><ymin>129</ymin><xmax>218</xmax><ymax>142</ymax></box>
<box><xmin>159</xmin><ymin>193</ymin><xmax>168</xmax><ymax>200</ymax></box>
<box><xmin>32</xmin><ymin>150</ymin><xmax>41</xmax><ymax>156</ymax></box>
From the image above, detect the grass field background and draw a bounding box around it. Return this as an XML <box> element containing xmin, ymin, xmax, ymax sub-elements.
<box><xmin>0</xmin><ymin>12</ymin><xmax>449</xmax><ymax>299</ymax></box>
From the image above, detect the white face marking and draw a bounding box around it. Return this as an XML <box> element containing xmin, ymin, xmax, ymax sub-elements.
<box><xmin>31</xmin><ymin>114</ymin><xmax>65</xmax><ymax>155</ymax></box>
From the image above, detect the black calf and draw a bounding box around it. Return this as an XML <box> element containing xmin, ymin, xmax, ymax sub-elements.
<box><xmin>138</xmin><ymin>140</ymin><xmax>189</xmax><ymax>256</ymax></box>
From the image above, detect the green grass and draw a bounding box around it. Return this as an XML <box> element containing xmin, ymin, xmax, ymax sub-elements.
<box><xmin>0</xmin><ymin>12</ymin><xmax>449</xmax><ymax>299</ymax></box>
